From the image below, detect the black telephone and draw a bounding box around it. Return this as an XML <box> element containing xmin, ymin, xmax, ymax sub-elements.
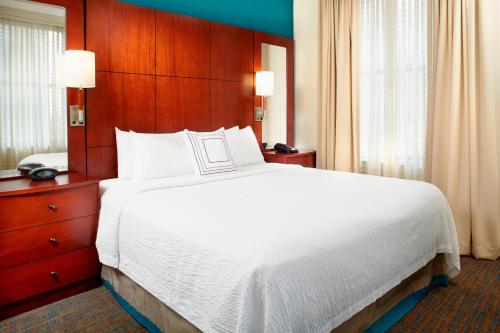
<box><xmin>274</xmin><ymin>143</ymin><xmax>298</xmax><ymax>154</ymax></box>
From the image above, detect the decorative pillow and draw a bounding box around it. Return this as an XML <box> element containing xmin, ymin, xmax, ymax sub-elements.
<box><xmin>183</xmin><ymin>131</ymin><xmax>237</xmax><ymax>175</ymax></box>
<box><xmin>115</xmin><ymin>128</ymin><xmax>134</xmax><ymax>179</ymax></box>
<box><xmin>131</xmin><ymin>132</ymin><xmax>194</xmax><ymax>180</ymax></box>
<box><xmin>224</xmin><ymin>126</ymin><xmax>265</xmax><ymax>167</ymax></box>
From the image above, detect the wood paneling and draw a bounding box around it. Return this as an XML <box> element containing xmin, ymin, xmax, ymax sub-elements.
<box><xmin>173</xmin><ymin>16</ymin><xmax>210</xmax><ymax>78</ymax></box>
<box><xmin>155</xmin><ymin>11</ymin><xmax>175</xmax><ymax>76</ymax></box>
<box><xmin>85</xmin><ymin>0</ymin><xmax>110</xmax><ymax>71</ymax></box>
<box><xmin>87</xmin><ymin>147</ymin><xmax>117</xmax><ymax>180</ymax></box>
<box><xmin>210</xmin><ymin>80</ymin><xmax>253</xmax><ymax>130</ymax></box>
<box><xmin>87</xmin><ymin>72</ymin><xmax>155</xmax><ymax>147</ymax></box>
<box><xmin>156</xmin><ymin>77</ymin><xmax>210</xmax><ymax>132</ymax></box>
<box><xmin>210</xmin><ymin>23</ymin><xmax>254</xmax><ymax>82</ymax></box>
<box><xmin>80</xmin><ymin>1</ymin><xmax>294</xmax><ymax>180</ymax></box>
<box><xmin>156</xmin><ymin>13</ymin><xmax>210</xmax><ymax>78</ymax></box>
<box><xmin>86</xmin><ymin>0</ymin><xmax>155</xmax><ymax>74</ymax></box>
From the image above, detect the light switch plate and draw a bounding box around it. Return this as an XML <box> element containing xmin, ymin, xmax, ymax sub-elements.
<box><xmin>69</xmin><ymin>105</ymin><xmax>84</xmax><ymax>126</ymax></box>
<box><xmin>255</xmin><ymin>107</ymin><xmax>265</xmax><ymax>121</ymax></box>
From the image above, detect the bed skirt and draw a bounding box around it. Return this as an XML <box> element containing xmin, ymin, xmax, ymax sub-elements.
<box><xmin>101</xmin><ymin>254</ymin><xmax>447</xmax><ymax>333</ymax></box>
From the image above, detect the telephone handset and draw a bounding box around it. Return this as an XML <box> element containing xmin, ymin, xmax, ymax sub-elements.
<box><xmin>274</xmin><ymin>143</ymin><xmax>299</xmax><ymax>154</ymax></box>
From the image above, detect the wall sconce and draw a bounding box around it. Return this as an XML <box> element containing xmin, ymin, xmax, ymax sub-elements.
<box><xmin>255</xmin><ymin>71</ymin><xmax>275</xmax><ymax>121</ymax></box>
<box><xmin>56</xmin><ymin>50</ymin><xmax>96</xmax><ymax>127</ymax></box>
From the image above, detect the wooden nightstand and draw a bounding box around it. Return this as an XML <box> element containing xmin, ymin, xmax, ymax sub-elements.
<box><xmin>262</xmin><ymin>149</ymin><xmax>317</xmax><ymax>168</ymax></box>
<box><xmin>0</xmin><ymin>173</ymin><xmax>100</xmax><ymax>319</ymax></box>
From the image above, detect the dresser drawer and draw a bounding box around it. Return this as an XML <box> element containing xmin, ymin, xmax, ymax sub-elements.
<box><xmin>0</xmin><ymin>216</ymin><xmax>98</xmax><ymax>269</ymax></box>
<box><xmin>0</xmin><ymin>247</ymin><xmax>100</xmax><ymax>306</ymax></box>
<box><xmin>0</xmin><ymin>184</ymin><xmax>98</xmax><ymax>232</ymax></box>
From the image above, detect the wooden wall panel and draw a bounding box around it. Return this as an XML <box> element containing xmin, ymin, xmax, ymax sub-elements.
<box><xmin>82</xmin><ymin>0</ymin><xmax>293</xmax><ymax>179</ymax></box>
<box><xmin>155</xmin><ymin>11</ymin><xmax>175</xmax><ymax>76</ymax></box>
<box><xmin>173</xmin><ymin>16</ymin><xmax>210</xmax><ymax>78</ymax></box>
<box><xmin>86</xmin><ymin>72</ymin><xmax>155</xmax><ymax>147</ymax></box>
<box><xmin>86</xmin><ymin>0</ymin><xmax>155</xmax><ymax>74</ymax></box>
<box><xmin>85</xmin><ymin>0</ymin><xmax>110</xmax><ymax>71</ymax></box>
<box><xmin>156</xmin><ymin>77</ymin><xmax>210</xmax><ymax>132</ymax></box>
<box><xmin>87</xmin><ymin>147</ymin><xmax>117</xmax><ymax>179</ymax></box>
<box><xmin>210</xmin><ymin>80</ymin><xmax>253</xmax><ymax>130</ymax></box>
<box><xmin>156</xmin><ymin>13</ymin><xmax>210</xmax><ymax>78</ymax></box>
<box><xmin>210</xmin><ymin>23</ymin><xmax>254</xmax><ymax>82</ymax></box>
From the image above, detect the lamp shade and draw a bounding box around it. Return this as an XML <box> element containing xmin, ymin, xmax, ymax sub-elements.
<box><xmin>56</xmin><ymin>50</ymin><xmax>95</xmax><ymax>88</ymax></box>
<box><xmin>256</xmin><ymin>71</ymin><xmax>275</xmax><ymax>97</ymax></box>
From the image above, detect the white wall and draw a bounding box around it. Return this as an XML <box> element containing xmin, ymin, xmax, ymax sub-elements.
<box><xmin>294</xmin><ymin>0</ymin><xmax>321</xmax><ymax>150</ymax></box>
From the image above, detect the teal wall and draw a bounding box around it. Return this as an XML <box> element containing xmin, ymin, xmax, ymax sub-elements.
<box><xmin>120</xmin><ymin>0</ymin><xmax>293</xmax><ymax>38</ymax></box>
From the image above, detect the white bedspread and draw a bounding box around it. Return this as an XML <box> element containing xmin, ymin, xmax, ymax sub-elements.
<box><xmin>97</xmin><ymin>164</ymin><xmax>460</xmax><ymax>333</ymax></box>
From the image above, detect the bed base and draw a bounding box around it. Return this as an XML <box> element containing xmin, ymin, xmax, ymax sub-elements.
<box><xmin>101</xmin><ymin>254</ymin><xmax>446</xmax><ymax>333</ymax></box>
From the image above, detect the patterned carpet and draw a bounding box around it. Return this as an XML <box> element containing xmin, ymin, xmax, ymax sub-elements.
<box><xmin>1</xmin><ymin>257</ymin><xmax>498</xmax><ymax>333</ymax></box>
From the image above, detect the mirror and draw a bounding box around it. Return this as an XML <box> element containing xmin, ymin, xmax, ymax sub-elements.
<box><xmin>261</xmin><ymin>43</ymin><xmax>287</xmax><ymax>147</ymax></box>
<box><xmin>0</xmin><ymin>0</ymin><xmax>67</xmax><ymax>178</ymax></box>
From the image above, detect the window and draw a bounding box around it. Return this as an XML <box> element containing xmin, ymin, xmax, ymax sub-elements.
<box><xmin>359</xmin><ymin>0</ymin><xmax>427</xmax><ymax>179</ymax></box>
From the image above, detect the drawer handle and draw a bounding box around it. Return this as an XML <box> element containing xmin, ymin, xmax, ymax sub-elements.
<box><xmin>50</xmin><ymin>271</ymin><xmax>58</xmax><ymax>280</ymax></box>
<box><xmin>48</xmin><ymin>204</ymin><xmax>57</xmax><ymax>212</ymax></box>
<box><xmin>49</xmin><ymin>238</ymin><xmax>57</xmax><ymax>246</ymax></box>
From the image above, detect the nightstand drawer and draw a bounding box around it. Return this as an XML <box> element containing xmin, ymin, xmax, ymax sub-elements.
<box><xmin>0</xmin><ymin>216</ymin><xmax>98</xmax><ymax>269</ymax></box>
<box><xmin>0</xmin><ymin>184</ymin><xmax>98</xmax><ymax>232</ymax></box>
<box><xmin>282</xmin><ymin>155</ymin><xmax>315</xmax><ymax>168</ymax></box>
<box><xmin>0</xmin><ymin>247</ymin><xmax>99</xmax><ymax>306</ymax></box>
<box><xmin>263</xmin><ymin>150</ymin><xmax>316</xmax><ymax>168</ymax></box>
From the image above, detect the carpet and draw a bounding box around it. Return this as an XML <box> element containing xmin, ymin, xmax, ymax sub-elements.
<box><xmin>1</xmin><ymin>257</ymin><xmax>498</xmax><ymax>333</ymax></box>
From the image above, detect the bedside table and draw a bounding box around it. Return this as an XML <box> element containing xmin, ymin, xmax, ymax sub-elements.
<box><xmin>262</xmin><ymin>149</ymin><xmax>316</xmax><ymax>168</ymax></box>
<box><xmin>0</xmin><ymin>173</ymin><xmax>100</xmax><ymax>319</ymax></box>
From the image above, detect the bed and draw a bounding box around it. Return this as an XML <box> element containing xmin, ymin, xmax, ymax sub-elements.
<box><xmin>17</xmin><ymin>152</ymin><xmax>68</xmax><ymax>170</ymax></box>
<box><xmin>96</xmin><ymin>162</ymin><xmax>460</xmax><ymax>333</ymax></box>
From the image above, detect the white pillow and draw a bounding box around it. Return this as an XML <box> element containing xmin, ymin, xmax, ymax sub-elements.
<box><xmin>224</xmin><ymin>126</ymin><xmax>264</xmax><ymax>167</ymax></box>
<box><xmin>183</xmin><ymin>131</ymin><xmax>237</xmax><ymax>176</ymax></box>
<box><xmin>115</xmin><ymin>128</ymin><xmax>134</xmax><ymax>179</ymax></box>
<box><xmin>131</xmin><ymin>132</ymin><xmax>194</xmax><ymax>180</ymax></box>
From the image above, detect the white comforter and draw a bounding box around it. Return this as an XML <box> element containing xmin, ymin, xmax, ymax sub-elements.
<box><xmin>97</xmin><ymin>164</ymin><xmax>460</xmax><ymax>333</ymax></box>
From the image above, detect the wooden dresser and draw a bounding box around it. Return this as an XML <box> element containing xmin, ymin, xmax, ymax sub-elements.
<box><xmin>0</xmin><ymin>173</ymin><xmax>101</xmax><ymax>319</ymax></box>
<box><xmin>262</xmin><ymin>149</ymin><xmax>317</xmax><ymax>168</ymax></box>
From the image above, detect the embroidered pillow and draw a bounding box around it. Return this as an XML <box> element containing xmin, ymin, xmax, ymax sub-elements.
<box><xmin>184</xmin><ymin>131</ymin><xmax>237</xmax><ymax>175</ymax></box>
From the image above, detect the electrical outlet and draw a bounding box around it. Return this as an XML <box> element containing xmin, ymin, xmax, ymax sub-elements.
<box><xmin>69</xmin><ymin>105</ymin><xmax>84</xmax><ymax>127</ymax></box>
<box><xmin>255</xmin><ymin>107</ymin><xmax>265</xmax><ymax>121</ymax></box>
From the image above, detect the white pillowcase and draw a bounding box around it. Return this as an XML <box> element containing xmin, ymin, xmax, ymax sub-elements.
<box><xmin>115</xmin><ymin>128</ymin><xmax>134</xmax><ymax>179</ymax></box>
<box><xmin>183</xmin><ymin>131</ymin><xmax>237</xmax><ymax>176</ymax></box>
<box><xmin>131</xmin><ymin>132</ymin><xmax>194</xmax><ymax>181</ymax></box>
<box><xmin>224</xmin><ymin>126</ymin><xmax>264</xmax><ymax>167</ymax></box>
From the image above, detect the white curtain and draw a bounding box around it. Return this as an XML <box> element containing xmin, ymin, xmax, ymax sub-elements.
<box><xmin>0</xmin><ymin>17</ymin><xmax>67</xmax><ymax>170</ymax></box>
<box><xmin>359</xmin><ymin>0</ymin><xmax>427</xmax><ymax>180</ymax></box>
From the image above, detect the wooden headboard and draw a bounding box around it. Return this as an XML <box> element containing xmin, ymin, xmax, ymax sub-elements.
<box><xmin>41</xmin><ymin>0</ymin><xmax>293</xmax><ymax>180</ymax></box>
<box><xmin>83</xmin><ymin>0</ymin><xmax>261</xmax><ymax>179</ymax></box>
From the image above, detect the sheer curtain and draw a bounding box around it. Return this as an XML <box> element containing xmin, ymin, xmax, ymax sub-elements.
<box><xmin>359</xmin><ymin>0</ymin><xmax>427</xmax><ymax>180</ymax></box>
<box><xmin>0</xmin><ymin>17</ymin><xmax>67</xmax><ymax>170</ymax></box>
